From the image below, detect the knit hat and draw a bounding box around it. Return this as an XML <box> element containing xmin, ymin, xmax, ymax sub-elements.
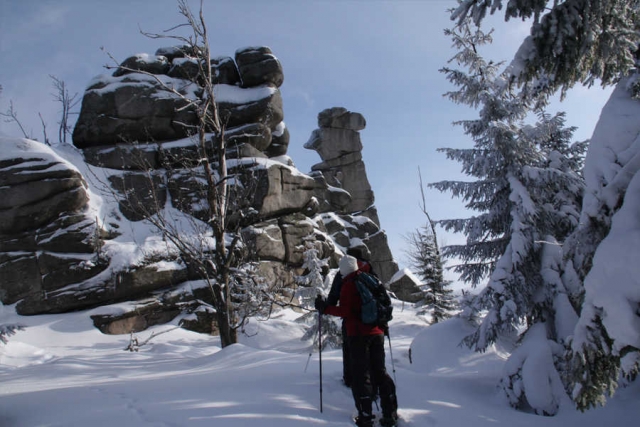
<box><xmin>339</xmin><ymin>255</ymin><xmax>359</xmax><ymax>277</ymax></box>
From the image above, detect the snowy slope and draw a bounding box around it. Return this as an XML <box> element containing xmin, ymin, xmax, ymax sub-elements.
<box><xmin>0</xmin><ymin>299</ymin><xmax>638</xmax><ymax>427</ymax></box>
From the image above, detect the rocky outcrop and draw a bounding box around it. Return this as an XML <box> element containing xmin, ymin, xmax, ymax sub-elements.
<box><xmin>305</xmin><ymin>108</ymin><xmax>398</xmax><ymax>282</ymax></box>
<box><xmin>0</xmin><ymin>138</ymin><xmax>106</xmax><ymax>309</ymax></box>
<box><xmin>72</xmin><ymin>74</ymin><xmax>196</xmax><ymax>148</ymax></box>
<box><xmin>242</xmin><ymin>213</ymin><xmax>335</xmax><ymax>265</ymax></box>
<box><xmin>319</xmin><ymin>210</ymin><xmax>397</xmax><ymax>283</ymax></box>
<box><xmin>16</xmin><ymin>259</ymin><xmax>190</xmax><ymax>316</ymax></box>
<box><xmin>73</xmin><ymin>46</ymin><xmax>285</xmax><ymax>152</ymax></box>
<box><xmin>0</xmin><ymin>47</ymin><xmax>403</xmax><ymax>333</ymax></box>
<box><xmin>306</xmin><ymin>107</ymin><xmax>377</xmax><ymax>222</ymax></box>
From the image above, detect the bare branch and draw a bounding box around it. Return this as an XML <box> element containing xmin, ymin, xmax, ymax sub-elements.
<box><xmin>1</xmin><ymin>101</ymin><xmax>31</xmax><ymax>139</ymax></box>
<box><xmin>38</xmin><ymin>112</ymin><xmax>51</xmax><ymax>146</ymax></box>
<box><xmin>49</xmin><ymin>75</ymin><xmax>80</xmax><ymax>144</ymax></box>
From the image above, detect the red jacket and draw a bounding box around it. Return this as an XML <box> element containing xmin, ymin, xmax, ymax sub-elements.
<box><xmin>324</xmin><ymin>262</ymin><xmax>385</xmax><ymax>337</ymax></box>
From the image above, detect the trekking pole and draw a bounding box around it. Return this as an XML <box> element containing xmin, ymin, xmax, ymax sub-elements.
<box><xmin>385</xmin><ymin>329</ymin><xmax>397</xmax><ymax>384</ymax></box>
<box><xmin>318</xmin><ymin>311</ymin><xmax>324</xmax><ymax>413</ymax></box>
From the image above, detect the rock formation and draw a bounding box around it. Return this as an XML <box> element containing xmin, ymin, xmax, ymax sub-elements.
<box><xmin>0</xmin><ymin>46</ymin><xmax>400</xmax><ymax>334</ymax></box>
<box><xmin>0</xmin><ymin>138</ymin><xmax>105</xmax><ymax>311</ymax></box>
<box><xmin>305</xmin><ymin>107</ymin><xmax>398</xmax><ymax>282</ymax></box>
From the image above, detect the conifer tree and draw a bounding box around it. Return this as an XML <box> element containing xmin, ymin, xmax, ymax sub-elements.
<box><xmin>566</xmin><ymin>75</ymin><xmax>640</xmax><ymax>410</ymax></box>
<box><xmin>433</xmin><ymin>21</ymin><xmax>586</xmax><ymax>415</ymax></box>
<box><xmin>451</xmin><ymin>0</ymin><xmax>640</xmax><ymax>411</ymax></box>
<box><xmin>405</xmin><ymin>223</ymin><xmax>456</xmax><ymax>323</ymax></box>
<box><xmin>406</xmin><ymin>173</ymin><xmax>456</xmax><ymax>323</ymax></box>
<box><xmin>296</xmin><ymin>239</ymin><xmax>341</xmax><ymax>350</ymax></box>
<box><xmin>452</xmin><ymin>0</ymin><xmax>640</xmax><ymax>97</ymax></box>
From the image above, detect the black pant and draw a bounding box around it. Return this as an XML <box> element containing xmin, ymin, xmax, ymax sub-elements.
<box><xmin>347</xmin><ymin>334</ymin><xmax>397</xmax><ymax>418</ymax></box>
<box><xmin>341</xmin><ymin>321</ymin><xmax>351</xmax><ymax>386</ymax></box>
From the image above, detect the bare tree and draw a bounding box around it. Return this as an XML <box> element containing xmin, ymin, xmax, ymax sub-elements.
<box><xmin>99</xmin><ymin>0</ymin><xmax>267</xmax><ymax>347</ymax></box>
<box><xmin>50</xmin><ymin>75</ymin><xmax>79</xmax><ymax>144</ymax></box>
<box><xmin>0</xmin><ymin>77</ymin><xmax>77</xmax><ymax>145</ymax></box>
<box><xmin>1</xmin><ymin>100</ymin><xmax>31</xmax><ymax>140</ymax></box>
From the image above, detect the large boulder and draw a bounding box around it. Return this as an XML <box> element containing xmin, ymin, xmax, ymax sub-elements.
<box><xmin>308</xmin><ymin>171</ymin><xmax>351</xmax><ymax>213</ymax></box>
<box><xmin>266</xmin><ymin>122</ymin><xmax>290</xmax><ymax>158</ymax></box>
<box><xmin>216</xmin><ymin>85</ymin><xmax>284</xmax><ymax>130</ymax></box>
<box><xmin>226</xmin><ymin>123</ymin><xmax>272</xmax><ymax>152</ymax></box>
<box><xmin>167</xmin><ymin>57</ymin><xmax>202</xmax><ymax>81</ymax></box>
<box><xmin>73</xmin><ymin>74</ymin><xmax>197</xmax><ymax>148</ymax></box>
<box><xmin>242</xmin><ymin>214</ymin><xmax>334</xmax><ymax>265</ymax></box>
<box><xmin>82</xmin><ymin>143</ymin><xmax>160</xmax><ymax>170</ymax></box>
<box><xmin>0</xmin><ymin>138</ymin><xmax>88</xmax><ymax>234</ymax></box>
<box><xmin>0</xmin><ymin>212</ymin><xmax>107</xmax><ymax>306</ymax></box>
<box><xmin>305</xmin><ymin>128</ymin><xmax>363</xmax><ymax>161</ymax></box>
<box><xmin>112</xmin><ymin>54</ymin><xmax>171</xmax><ymax>77</ymax></box>
<box><xmin>91</xmin><ymin>301</ymin><xmax>181</xmax><ymax>335</ymax></box>
<box><xmin>16</xmin><ymin>261</ymin><xmax>190</xmax><ymax>315</ymax></box>
<box><xmin>251</xmin><ymin>162</ymin><xmax>317</xmax><ymax>219</ymax></box>
<box><xmin>0</xmin><ymin>151</ymin><xmax>107</xmax><ymax>308</ymax></box>
<box><xmin>388</xmin><ymin>269</ymin><xmax>424</xmax><ymax>303</ymax></box>
<box><xmin>211</xmin><ymin>56</ymin><xmax>241</xmax><ymax>86</ymax></box>
<box><xmin>312</xmin><ymin>155</ymin><xmax>375</xmax><ymax>214</ymax></box>
<box><xmin>318</xmin><ymin>107</ymin><xmax>366</xmax><ymax>131</ymax></box>
<box><xmin>235</xmin><ymin>46</ymin><xmax>284</xmax><ymax>88</ymax></box>
<box><xmin>242</xmin><ymin>220</ymin><xmax>286</xmax><ymax>261</ymax></box>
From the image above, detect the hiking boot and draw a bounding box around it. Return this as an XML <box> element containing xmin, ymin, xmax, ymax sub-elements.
<box><xmin>354</xmin><ymin>415</ymin><xmax>375</xmax><ymax>427</ymax></box>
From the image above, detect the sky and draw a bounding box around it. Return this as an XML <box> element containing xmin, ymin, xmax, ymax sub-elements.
<box><xmin>1</xmin><ymin>296</ymin><xmax>639</xmax><ymax>426</ymax></box>
<box><xmin>0</xmin><ymin>0</ymin><xmax>614</xmax><ymax>273</ymax></box>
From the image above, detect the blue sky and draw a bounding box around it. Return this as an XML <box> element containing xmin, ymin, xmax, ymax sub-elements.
<box><xmin>0</xmin><ymin>0</ymin><xmax>613</xmax><ymax>274</ymax></box>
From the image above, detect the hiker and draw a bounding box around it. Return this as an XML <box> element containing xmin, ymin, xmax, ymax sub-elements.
<box><xmin>326</xmin><ymin>247</ymin><xmax>376</xmax><ymax>388</ymax></box>
<box><xmin>315</xmin><ymin>255</ymin><xmax>398</xmax><ymax>427</ymax></box>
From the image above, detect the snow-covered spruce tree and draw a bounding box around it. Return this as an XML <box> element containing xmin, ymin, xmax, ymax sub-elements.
<box><xmin>405</xmin><ymin>223</ymin><xmax>456</xmax><ymax>323</ymax></box>
<box><xmin>452</xmin><ymin>0</ymin><xmax>640</xmax><ymax>98</ymax></box>
<box><xmin>566</xmin><ymin>75</ymin><xmax>640</xmax><ymax>410</ymax></box>
<box><xmin>296</xmin><ymin>239</ymin><xmax>341</xmax><ymax>350</ymax></box>
<box><xmin>432</xmin><ymin>21</ymin><xmax>586</xmax><ymax>415</ymax></box>
<box><xmin>452</xmin><ymin>0</ymin><xmax>640</xmax><ymax>410</ymax></box>
<box><xmin>405</xmin><ymin>176</ymin><xmax>457</xmax><ymax>322</ymax></box>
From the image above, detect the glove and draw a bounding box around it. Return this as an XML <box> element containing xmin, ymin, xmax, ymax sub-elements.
<box><xmin>314</xmin><ymin>295</ymin><xmax>327</xmax><ymax>313</ymax></box>
<box><xmin>382</xmin><ymin>324</ymin><xmax>390</xmax><ymax>336</ymax></box>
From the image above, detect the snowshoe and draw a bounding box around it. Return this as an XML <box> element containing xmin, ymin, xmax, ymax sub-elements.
<box><xmin>379</xmin><ymin>416</ymin><xmax>398</xmax><ymax>427</ymax></box>
<box><xmin>379</xmin><ymin>411</ymin><xmax>399</xmax><ymax>427</ymax></box>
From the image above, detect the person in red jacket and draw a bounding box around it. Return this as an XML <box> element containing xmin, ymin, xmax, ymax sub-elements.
<box><xmin>326</xmin><ymin>247</ymin><xmax>377</xmax><ymax>388</ymax></box>
<box><xmin>315</xmin><ymin>255</ymin><xmax>398</xmax><ymax>427</ymax></box>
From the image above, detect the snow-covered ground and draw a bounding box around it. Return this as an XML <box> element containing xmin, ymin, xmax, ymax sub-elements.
<box><xmin>0</xmin><ymin>299</ymin><xmax>637</xmax><ymax>427</ymax></box>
